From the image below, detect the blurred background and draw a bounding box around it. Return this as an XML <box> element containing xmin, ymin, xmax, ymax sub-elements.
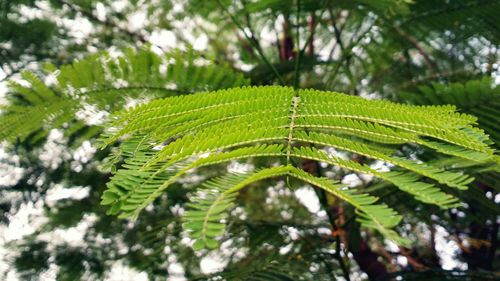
<box><xmin>0</xmin><ymin>0</ymin><xmax>499</xmax><ymax>280</ymax></box>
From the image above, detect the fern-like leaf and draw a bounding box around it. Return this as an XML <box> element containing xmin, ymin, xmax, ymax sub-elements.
<box><xmin>184</xmin><ymin>166</ymin><xmax>293</xmax><ymax>250</ymax></box>
<box><xmin>101</xmin><ymin>86</ymin><xmax>496</xmax><ymax>247</ymax></box>
<box><xmin>286</xmin><ymin>167</ymin><xmax>408</xmax><ymax>245</ymax></box>
<box><xmin>0</xmin><ymin>48</ymin><xmax>249</xmax><ymax>143</ymax></box>
<box><xmin>184</xmin><ymin>165</ymin><xmax>408</xmax><ymax>248</ymax></box>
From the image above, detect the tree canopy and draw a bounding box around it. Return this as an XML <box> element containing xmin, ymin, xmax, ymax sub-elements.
<box><xmin>0</xmin><ymin>0</ymin><xmax>499</xmax><ymax>280</ymax></box>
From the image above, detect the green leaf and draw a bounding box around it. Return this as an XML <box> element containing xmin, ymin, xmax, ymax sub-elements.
<box><xmin>99</xmin><ymin>86</ymin><xmax>495</xmax><ymax>247</ymax></box>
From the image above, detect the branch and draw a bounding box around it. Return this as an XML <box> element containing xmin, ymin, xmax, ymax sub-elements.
<box><xmin>303</xmin><ymin>159</ymin><xmax>351</xmax><ymax>281</ymax></box>
<box><xmin>293</xmin><ymin>0</ymin><xmax>301</xmax><ymax>89</ymax></box>
<box><xmin>215</xmin><ymin>0</ymin><xmax>286</xmax><ymax>85</ymax></box>
<box><xmin>299</xmin><ymin>0</ymin><xmax>331</xmax><ymax>56</ymax></box>
<box><xmin>393</xmin><ymin>26</ymin><xmax>439</xmax><ymax>75</ymax></box>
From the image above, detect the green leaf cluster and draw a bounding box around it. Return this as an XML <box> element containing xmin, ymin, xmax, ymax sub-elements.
<box><xmin>99</xmin><ymin>86</ymin><xmax>496</xmax><ymax>248</ymax></box>
<box><xmin>0</xmin><ymin>48</ymin><xmax>249</xmax><ymax>144</ymax></box>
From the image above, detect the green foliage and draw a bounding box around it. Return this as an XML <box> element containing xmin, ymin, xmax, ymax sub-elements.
<box><xmin>396</xmin><ymin>0</ymin><xmax>500</xmax><ymax>44</ymax></box>
<box><xmin>401</xmin><ymin>78</ymin><xmax>500</xmax><ymax>193</ymax></box>
<box><xmin>2</xmin><ymin>0</ymin><xmax>499</xmax><ymax>278</ymax></box>
<box><xmin>185</xmin><ymin>166</ymin><xmax>293</xmax><ymax>250</ymax></box>
<box><xmin>100</xmin><ymin>86</ymin><xmax>495</xmax><ymax>249</ymax></box>
<box><xmin>0</xmin><ymin>48</ymin><xmax>249</xmax><ymax>144</ymax></box>
<box><xmin>401</xmin><ymin>78</ymin><xmax>500</xmax><ymax>146</ymax></box>
<box><xmin>0</xmin><ymin>18</ymin><xmax>57</xmax><ymax>58</ymax></box>
<box><xmin>208</xmin><ymin>261</ymin><xmax>299</xmax><ymax>281</ymax></box>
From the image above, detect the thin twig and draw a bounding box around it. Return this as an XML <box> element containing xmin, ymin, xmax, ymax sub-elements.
<box><xmin>215</xmin><ymin>0</ymin><xmax>286</xmax><ymax>85</ymax></box>
<box><xmin>318</xmin><ymin>189</ymin><xmax>351</xmax><ymax>281</ymax></box>
<box><xmin>241</xmin><ymin>0</ymin><xmax>263</xmax><ymax>52</ymax></box>
<box><xmin>393</xmin><ymin>26</ymin><xmax>439</xmax><ymax>75</ymax></box>
<box><xmin>293</xmin><ymin>0</ymin><xmax>301</xmax><ymax>89</ymax></box>
<box><xmin>308</xmin><ymin>160</ymin><xmax>351</xmax><ymax>280</ymax></box>
<box><xmin>331</xmin><ymin>14</ymin><xmax>357</xmax><ymax>94</ymax></box>
<box><xmin>299</xmin><ymin>0</ymin><xmax>331</xmax><ymax>56</ymax></box>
